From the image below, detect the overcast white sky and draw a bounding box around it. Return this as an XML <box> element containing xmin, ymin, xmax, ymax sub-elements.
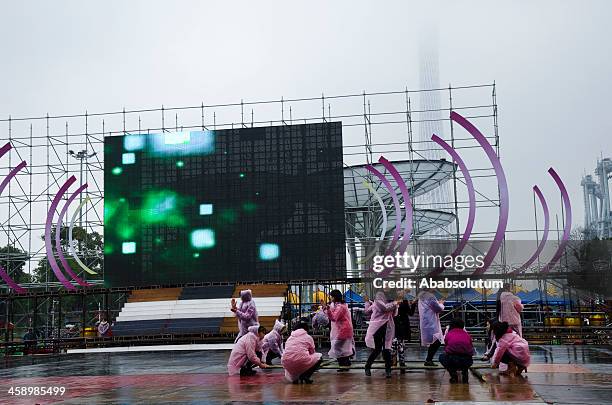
<box><xmin>0</xmin><ymin>0</ymin><xmax>610</xmax><ymax>241</ymax></box>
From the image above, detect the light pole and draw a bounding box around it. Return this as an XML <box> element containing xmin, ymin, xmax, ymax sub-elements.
<box><xmin>68</xmin><ymin>150</ymin><xmax>97</xmax><ymax>228</ymax></box>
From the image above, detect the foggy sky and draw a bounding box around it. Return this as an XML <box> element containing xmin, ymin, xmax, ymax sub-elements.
<box><xmin>0</xmin><ymin>0</ymin><xmax>610</xmax><ymax>240</ymax></box>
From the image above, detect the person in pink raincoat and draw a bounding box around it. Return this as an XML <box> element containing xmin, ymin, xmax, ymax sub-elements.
<box><xmin>498</xmin><ymin>284</ymin><xmax>524</xmax><ymax>336</ymax></box>
<box><xmin>231</xmin><ymin>289</ymin><xmax>259</xmax><ymax>343</ymax></box>
<box><xmin>227</xmin><ymin>325</ymin><xmax>268</xmax><ymax>376</ymax></box>
<box><xmin>311</xmin><ymin>307</ymin><xmax>329</xmax><ymax>332</ymax></box>
<box><xmin>364</xmin><ymin>291</ymin><xmax>398</xmax><ymax>378</ymax></box>
<box><xmin>321</xmin><ymin>289</ymin><xmax>354</xmax><ymax>371</ymax></box>
<box><xmin>491</xmin><ymin>321</ymin><xmax>531</xmax><ymax>376</ymax></box>
<box><xmin>417</xmin><ymin>289</ymin><xmax>445</xmax><ymax>366</ymax></box>
<box><xmin>261</xmin><ymin>319</ymin><xmax>286</xmax><ymax>365</ymax></box>
<box><xmin>281</xmin><ymin>322</ymin><xmax>323</xmax><ymax>384</ymax></box>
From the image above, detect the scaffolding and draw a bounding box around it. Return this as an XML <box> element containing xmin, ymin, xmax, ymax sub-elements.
<box><xmin>0</xmin><ymin>83</ymin><xmax>504</xmax><ymax>283</ymax></box>
<box><xmin>1</xmin><ymin>82</ymin><xmax>599</xmax><ymax>346</ymax></box>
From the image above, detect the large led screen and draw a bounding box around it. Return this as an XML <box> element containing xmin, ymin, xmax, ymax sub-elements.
<box><xmin>104</xmin><ymin>122</ymin><xmax>345</xmax><ymax>286</ymax></box>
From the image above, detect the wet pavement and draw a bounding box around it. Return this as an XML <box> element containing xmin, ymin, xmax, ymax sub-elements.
<box><xmin>0</xmin><ymin>345</ymin><xmax>609</xmax><ymax>404</ymax></box>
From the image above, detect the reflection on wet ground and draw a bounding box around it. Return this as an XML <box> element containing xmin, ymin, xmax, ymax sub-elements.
<box><xmin>0</xmin><ymin>345</ymin><xmax>609</xmax><ymax>404</ymax></box>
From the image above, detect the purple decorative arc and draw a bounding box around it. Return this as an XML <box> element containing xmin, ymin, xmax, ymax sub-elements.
<box><xmin>428</xmin><ymin>134</ymin><xmax>476</xmax><ymax>277</ymax></box>
<box><xmin>511</xmin><ymin>185</ymin><xmax>550</xmax><ymax>275</ymax></box>
<box><xmin>56</xmin><ymin>183</ymin><xmax>92</xmax><ymax>287</ymax></box>
<box><xmin>378</xmin><ymin>156</ymin><xmax>413</xmax><ymax>277</ymax></box>
<box><xmin>0</xmin><ymin>161</ymin><xmax>27</xmax><ymax>196</ymax></box>
<box><xmin>357</xmin><ymin>181</ymin><xmax>388</xmax><ymax>265</ymax></box>
<box><xmin>0</xmin><ymin>267</ymin><xmax>26</xmax><ymax>294</ymax></box>
<box><xmin>541</xmin><ymin>168</ymin><xmax>572</xmax><ymax>273</ymax></box>
<box><xmin>45</xmin><ymin>176</ymin><xmax>78</xmax><ymax>290</ymax></box>
<box><xmin>0</xmin><ymin>142</ymin><xmax>11</xmax><ymax>158</ymax></box>
<box><xmin>450</xmin><ymin>112</ymin><xmax>509</xmax><ymax>276</ymax></box>
<box><xmin>0</xmin><ymin>144</ymin><xmax>27</xmax><ymax>293</ymax></box>
<box><xmin>364</xmin><ymin>164</ymin><xmax>403</xmax><ymax>273</ymax></box>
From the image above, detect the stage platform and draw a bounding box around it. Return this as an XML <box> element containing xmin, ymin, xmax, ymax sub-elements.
<box><xmin>66</xmin><ymin>343</ymin><xmax>234</xmax><ymax>354</ymax></box>
<box><xmin>0</xmin><ymin>345</ymin><xmax>610</xmax><ymax>404</ymax></box>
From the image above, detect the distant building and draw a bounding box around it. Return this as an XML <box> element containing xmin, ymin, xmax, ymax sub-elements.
<box><xmin>581</xmin><ymin>157</ymin><xmax>612</xmax><ymax>239</ymax></box>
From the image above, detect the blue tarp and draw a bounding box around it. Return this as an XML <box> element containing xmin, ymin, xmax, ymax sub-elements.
<box><xmin>444</xmin><ymin>288</ymin><xmax>568</xmax><ymax>305</ymax></box>
<box><xmin>344</xmin><ymin>289</ymin><xmax>364</xmax><ymax>303</ymax></box>
<box><xmin>445</xmin><ymin>288</ymin><xmax>488</xmax><ymax>302</ymax></box>
<box><xmin>517</xmin><ymin>289</ymin><xmax>568</xmax><ymax>305</ymax></box>
<box><xmin>517</xmin><ymin>290</ymin><xmax>540</xmax><ymax>302</ymax></box>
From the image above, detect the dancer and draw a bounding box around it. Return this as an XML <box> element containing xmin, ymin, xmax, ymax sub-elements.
<box><xmin>481</xmin><ymin>319</ymin><xmax>499</xmax><ymax>361</ymax></box>
<box><xmin>311</xmin><ymin>306</ymin><xmax>329</xmax><ymax>332</ymax></box>
<box><xmin>231</xmin><ymin>289</ymin><xmax>259</xmax><ymax>343</ymax></box>
<box><xmin>97</xmin><ymin>317</ymin><xmax>112</xmax><ymax>337</ymax></box>
<box><xmin>227</xmin><ymin>325</ymin><xmax>269</xmax><ymax>376</ymax></box>
<box><xmin>491</xmin><ymin>321</ymin><xmax>531</xmax><ymax>376</ymax></box>
<box><xmin>364</xmin><ymin>291</ymin><xmax>398</xmax><ymax>378</ymax></box>
<box><xmin>439</xmin><ymin>318</ymin><xmax>475</xmax><ymax>384</ymax></box>
<box><xmin>282</xmin><ymin>322</ymin><xmax>323</xmax><ymax>384</ymax></box>
<box><xmin>321</xmin><ymin>289</ymin><xmax>355</xmax><ymax>371</ymax></box>
<box><xmin>262</xmin><ymin>319</ymin><xmax>286</xmax><ymax>365</ymax></box>
<box><xmin>417</xmin><ymin>288</ymin><xmax>445</xmax><ymax>366</ymax></box>
<box><xmin>498</xmin><ymin>284</ymin><xmax>524</xmax><ymax>336</ymax></box>
<box><xmin>392</xmin><ymin>290</ymin><xmax>416</xmax><ymax>374</ymax></box>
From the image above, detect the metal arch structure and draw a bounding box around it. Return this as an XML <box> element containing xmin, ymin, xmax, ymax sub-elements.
<box><xmin>511</xmin><ymin>185</ymin><xmax>550</xmax><ymax>275</ymax></box>
<box><xmin>541</xmin><ymin>168</ymin><xmax>572</xmax><ymax>274</ymax></box>
<box><xmin>344</xmin><ymin>158</ymin><xmax>457</xmax><ymax>272</ymax></box>
<box><xmin>450</xmin><ymin>111</ymin><xmax>509</xmax><ymax>277</ymax></box>
<box><xmin>427</xmin><ymin>133</ymin><xmax>476</xmax><ymax>277</ymax></box>
<box><xmin>344</xmin><ymin>159</ymin><xmax>456</xmax><ymax>210</ymax></box>
<box><xmin>68</xmin><ymin>196</ymin><xmax>98</xmax><ymax>275</ymax></box>
<box><xmin>55</xmin><ymin>183</ymin><xmax>92</xmax><ymax>287</ymax></box>
<box><xmin>44</xmin><ymin>176</ymin><xmax>79</xmax><ymax>291</ymax></box>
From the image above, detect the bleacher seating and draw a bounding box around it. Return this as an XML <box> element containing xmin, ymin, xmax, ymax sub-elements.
<box><xmin>111</xmin><ymin>319</ymin><xmax>168</xmax><ymax>336</ymax></box>
<box><xmin>179</xmin><ymin>286</ymin><xmax>235</xmax><ymax>300</ymax></box>
<box><xmin>127</xmin><ymin>288</ymin><xmax>182</xmax><ymax>303</ymax></box>
<box><xmin>112</xmin><ymin>284</ymin><xmax>287</xmax><ymax>337</ymax></box>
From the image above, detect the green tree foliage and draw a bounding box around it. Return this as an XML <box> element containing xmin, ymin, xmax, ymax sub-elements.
<box><xmin>567</xmin><ymin>230</ymin><xmax>612</xmax><ymax>298</ymax></box>
<box><xmin>0</xmin><ymin>245</ymin><xmax>31</xmax><ymax>283</ymax></box>
<box><xmin>33</xmin><ymin>226</ymin><xmax>103</xmax><ymax>284</ymax></box>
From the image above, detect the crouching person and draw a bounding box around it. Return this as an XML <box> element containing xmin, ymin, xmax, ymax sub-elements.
<box><xmin>227</xmin><ymin>325</ymin><xmax>269</xmax><ymax>376</ymax></box>
<box><xmin>491</xmin><ymin>321</ymin><xmax>531</xmax><ymax>376</ymax></box>
<box><xmin>439</xmin><ymin>318</ymin><xmax>475</xmax><ymax>384</ymax></box>
<box><xmin>282</xmin><ymin>323</ymin><xmax>323</xmax><ymax>384</ymax></box>
<box><xmin>262</xmin><ymin>320</ymin><xmax>286</xmax><ymax>365</ymax></box>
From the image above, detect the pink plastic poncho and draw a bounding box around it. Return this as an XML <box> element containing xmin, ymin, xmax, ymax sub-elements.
<box><xmin>281</xmin><ymin>328</ymin><xmax>322</xmax><ymax>382</ymax></box>
<box><xmin>364</xmin><ymin>292</ymin><xmax>397</xmax><ymax>350</ymax></box>
<box><xmin>262</xmin><ymin>320</ymin><xmax>285</xmax><ymax>359</ymax></box>
<box><xmin>323</xmin><ymin>302</ymin><xmax>355</xmax><ymax>359</ymax></box>
<box><xmin>418</xmin><ymin>290</ymin><xmax>445</xmax><ymax>346</ymax></box>
<box><xmin>499</xmin><ymin>291</ymin><xmax>524</xmax><ymax>336</ymax></box>
<box><xmin>311</xmin><ymin>308</ymin><xmax>329</xmax><ymax>330</ymax></box>
<box><xmin>227</xmin><ymin>325</ymin><xmax>264</xmax><ymax>375</ymax></box>
<box><xmin>234</xmin><ymin>289</ymin><xmax>259</xmax><ymax>343</ymax></box>
<box><xmin>491</xmin><ymin>329</ymin><xmax>531</xmax><ymax>368</ymax></box>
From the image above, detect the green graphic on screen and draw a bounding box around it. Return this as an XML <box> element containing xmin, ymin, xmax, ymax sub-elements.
<box><xmin>104</xmin><ymin>123</ymin><xmax>345</xmax><ymax>287</ymax></box>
